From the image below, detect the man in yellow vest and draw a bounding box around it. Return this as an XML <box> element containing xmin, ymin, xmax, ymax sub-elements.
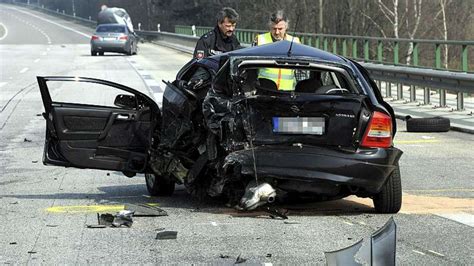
<box><xmin>254</xmin><ymin>11</ymin><xmax>300</xmax><ymax>91</ymax></box>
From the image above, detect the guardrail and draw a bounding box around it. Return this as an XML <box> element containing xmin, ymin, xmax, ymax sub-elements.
<box><xmin>175</xmin><ymin>25</ymin><xmax>474</xmax><ymax>74</ymax></box>
<box><xmin>138</xmin><ymin>30</ymin><xmax>473</xmax><ymax>111</ymax></box>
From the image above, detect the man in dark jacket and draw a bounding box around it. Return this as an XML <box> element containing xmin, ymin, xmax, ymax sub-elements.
<box><xmin>193</xmin><ymin>7</ymin><xmax>242</xmax><ymax>59</ymax></box>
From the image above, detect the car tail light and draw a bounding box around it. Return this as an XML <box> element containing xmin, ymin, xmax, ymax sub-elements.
<box><xmin>119</xmin><ymin>36</ymin><xmax>128</xmax><ymax>40</ymax></box>
<box><xmin>361</xmin><ymin>111</ymin><xmax>392</xmax><ymax>148</ymax></box>
<box><xmin>91</xmin><ymin>35</ymin><xmax>100</xmax><ymax>40</ymax></box>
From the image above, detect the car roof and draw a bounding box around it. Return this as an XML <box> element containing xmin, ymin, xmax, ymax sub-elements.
<box><xmin>211</xmin><ymin>40</ymin><xmax>348</xmax><ymax>64</ymax></box>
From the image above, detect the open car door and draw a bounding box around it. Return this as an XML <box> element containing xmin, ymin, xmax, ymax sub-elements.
<box><xmin>37</xmin><ymin>76</ymin><xmax>160</xmax><ymax>175</ymax></box>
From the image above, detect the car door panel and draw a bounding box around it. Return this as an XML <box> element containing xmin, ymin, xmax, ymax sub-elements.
<box><xmin>38</xmin><ymin>76</ymin><xmax>160</xmax><ymax>173</ymax></box>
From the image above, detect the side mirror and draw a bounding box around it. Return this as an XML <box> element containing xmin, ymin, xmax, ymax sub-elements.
<box><xmin>114</xmin><ymin>94</ymin><xmax>137</xmax><ymax>109</ymax></box>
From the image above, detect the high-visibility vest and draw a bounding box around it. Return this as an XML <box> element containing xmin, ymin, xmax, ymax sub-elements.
<box><xmin>256</xmin><ymin>32</ymin><xmax>300</xmax><ymax>91</ymax></box>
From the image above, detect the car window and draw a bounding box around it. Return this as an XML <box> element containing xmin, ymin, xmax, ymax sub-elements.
<box><xmin>240</xmin><ymin>67</ymin><xmax>355</xmax><ymax>95</ymax></box>
<box><xmin>96</xmin><ymin>25</ymin><xmax>126</xmax><ymax>33</ymax></box>
<box><xmin>46</xmin><ymin>80</ymin><xmax>135</xmax><ymax>108</ymax></box>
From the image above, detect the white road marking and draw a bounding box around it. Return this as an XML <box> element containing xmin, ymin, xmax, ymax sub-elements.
<box><xmin>427</xmin><ymin>250</ymin><xmax>445</xmax><ymax>257</ymax></box>
<box><xmin>0</xmin><ymin>22</ymin><xmax>8</xmax><ymax>41</ymax></box>
<box><xmin>12</xmin><ymin>7</ymin><xmax>90</xmax><ymax>38</ymax></box>
<box><xmin>34</xmin><ymin>58</ymin><xmax>40</xmax><ymax>63</ymax></box>
<box><xmin>343</xmin><ymin>221</ymin><xmax>354</xmax><ymax>226</ymax></box>
<box><xmin>436</xmin><ymin>212</ymin><xmax>474</xmax><ymax>227</ymax></box>
<box><xmin>19</xmin><ymin>67</ymin><xmax>29</xmax><ymax>73</ymax></box>
<box><xmin>412</xmin><ymin>250</ymin><xmax>426</xmax><ymax>255</ymax></box>
<box><xmin>0</xmin><ymin>82</ymin><xmax>7</xmax><ymax>88</ymax></box>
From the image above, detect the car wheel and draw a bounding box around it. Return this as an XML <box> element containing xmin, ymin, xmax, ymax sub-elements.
<box><xmin>91</xmin><ymin>51</ymin><xmax>97</xmax><ymax>56</ymax></box>
<box><xmin>405</xmin><ymin>116</ymin><xmax>450</xmax><ymax>132</ymax></box>
<box><xmin>126</xmin><ymin>43</ymin><xmax>133</xmax><ymax>56</ymax></box>
<box><xmin>373</xmin><ymin>165</ymin><xmax>402</xmax><ymax>213</ymax></box>
<box><xmin>98</xmin><ymin>51</ymin><xmax>104</xmax><ymax>56</ymax></box>
<box><xmin>145</xmin><ymin>173</ymin><xmax>175</xmax><ymax>196</ymax></box>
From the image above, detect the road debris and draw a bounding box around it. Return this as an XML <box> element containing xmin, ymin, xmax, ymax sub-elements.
<box><xmin>155</xmin><ymin>231</ymin><xmax>178</xmax><ymax>240</ymax></box>
<box><xmin>235</xmin><ymin>254</ymin><xmax>247</xmax><ymax>264</ymax></box>
<box><xmin>112</xmin><ymin>210</ymin><xmax>134</xmax><ymax>227</ymax></box>
<box><xmin>325</xmin><ymin>217</ymin><xmax>397</xmax><ymax>266</ymax></box>
<box><xmin>264</xmin><ymin>207</ymin><xmax>288</xmax><ymax>220</ymax></box>
<box><xmin>87</xmin><ymin>211</ymin><xmax>134</xmax><ymax>228</ymax></box>
<box><xmin>125</xmin><ymin>203</ymin><xmax>168</xmax><ymax>216</ymax></box>
<box><xmin>23</xmin><ymin>138</ymin><xmax>32</xmax><ymax>142</ymax></box>
<box><xmin>219</xmin><ymin>254</ymin><xmax>230</xmax><ymax>259</ymax></box>
<box><xmin>9</xmin><ymin>242</ymin><xmax>17</xmax><ymax>245</ymax></box>
<box><xmin>283</xmin><ymin>221</ymin><xmax>300</xmax><ymax>225</ymax></box>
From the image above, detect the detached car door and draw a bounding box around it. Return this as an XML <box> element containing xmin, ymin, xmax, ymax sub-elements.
<box><xmin>38</xmin><ymin>76</ymin><xmax>160</xmax><ymax>174</ymax></box>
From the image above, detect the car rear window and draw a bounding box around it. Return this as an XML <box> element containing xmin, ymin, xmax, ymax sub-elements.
<box><xmin>96</xmin><ymin>25</ymin><xmax>126</xmax><ymax>33</ymax></box>
<box><xmin>239</xmin><ymin>67</ymin><xmax>355</xmax><ymax>95</ymax></box>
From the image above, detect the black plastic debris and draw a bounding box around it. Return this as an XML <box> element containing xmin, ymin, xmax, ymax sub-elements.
<box><xmin>155</xmin><ymin>231</ymin><xmax>178</xmax><ymax>240</ymax></box>
<box><xmin>98</xmin><ymin>213</ymin><xmax>114</xmax><ymax>226</ymax></box>
<box><xmin>23</xmin><ymin>138</ymin><xmax>32</xmax><ymax>142</ymax></box>
<box><xmin>325</xmin><ymin>217</ymin><xmax>397</xmax><ymax>266</ymax></box>
<box><xmin>46</xmin><ymin>224</ymin><xmax>58</xmax><ymax>227</ymax></box>
<box><xmin>32</xmin><ymin>161</ymin><xmax>38</xmax><ymax>163</ymax></box>
<box><xmin>125</xmin><ymin>203</ymin><xmax>168</xmax><ymax>216</ymax></box>
<box><xmin>235</xmin><ymin>254</ymin><xmax>247</xmax><ymax>264</ymax></box>
<box><xmin>9</xmin><ymin>242</ymin><xmax>17</xmax><ymax>245</ymax></box>
<box><xmin>264</xmin><ymin>207</ymin><xmax>288</xmax><ymax>220</ymax></box>
<box><xmin>219</xmin><ymin>254</ymin><xmax>230</xmax><ymax>259</ymax></box>
<box><xmin>266</xmin><ymin>253</ymin><xmax>272</xmax><ymax>258</ymax></box>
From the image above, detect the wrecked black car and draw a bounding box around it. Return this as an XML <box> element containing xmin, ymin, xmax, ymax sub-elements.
<box><xmin>38</xmin><ymin>40</ymin><xmax>402</xmax><ymax>213</ymax></box>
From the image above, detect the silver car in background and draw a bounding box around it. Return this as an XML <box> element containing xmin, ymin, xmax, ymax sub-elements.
<box><xmin>90</xmin><ymin>24</ymin><xmax>138</xmax><ymax>56</ymax></box>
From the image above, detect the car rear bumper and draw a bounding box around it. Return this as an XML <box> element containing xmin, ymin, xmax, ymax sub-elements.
<box><xmin>223</xmin><ymin>145</ymin><xmax>403</xmax><ymax>194</ymax></box>
<box><xmin>91</xmin><ymin>41</ymin><xmax>128</xmax><ymax>52</ymax></box>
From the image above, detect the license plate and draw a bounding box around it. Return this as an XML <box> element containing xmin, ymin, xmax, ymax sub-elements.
<box><xmin>103</xmin><ymin>37</ymin><xmax>116</xmax><ymax>41</ymax></box>
<box><xmin>272</xmin><ymin>117</ymin><xmax>325</xmax><ymax>135</ymax></box>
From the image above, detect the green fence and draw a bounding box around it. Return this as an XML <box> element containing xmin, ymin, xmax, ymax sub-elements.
<box><xmin>175</xmin><ymin>25</ymin><xmax>473</xmax><ymax>73</ymax></box>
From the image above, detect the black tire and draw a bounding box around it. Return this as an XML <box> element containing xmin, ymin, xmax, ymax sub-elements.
<box><xmin>91</xmin><ymin>51</ymin><xmax>97</xmax><ymax>56</ymax></box>
<box><xmin>126</xmin><ymin>43</ymin><xmax>133</xmax><ymax>56</ymax></box>
<box><xmin>406</xmin><ymin>116</ymin><xmax>450</xmax><ymax>132</ymax></box>
<box><xmin>373</xmin><ymin>165</ymin><xmax>402</xmax><ymax>213</ymax></box>
<box><xmin>145</xmin><ymin>173</ymin><xmax>175</xmax><ymax>196</ymax></box>
<box><xmin>98</xmin><ymin>51</ymin><xmax>104</xmax><ymax>56</ymax></box>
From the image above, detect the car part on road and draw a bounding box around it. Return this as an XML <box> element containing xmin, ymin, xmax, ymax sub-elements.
<box><xmin>235</xmin><ymin>254</ymin><xmax>247</xmax><ymax>264</ymax></box>
<box><xmin>124</xmin><ymin>203</ymin><xmax>168</xmax><ymax>216</ymax></box>
<box><xmin>112</xmin><ymin>210</ymin><xmax>134</xmax><ymax>227</ymax></box>
<box><xmin>239</xmin><ymin>181</ymin><xmax>276</xmax><ymax>210</ymax></box>
<box><xmin>155</xmin><ymin>230</ymin><xmax>178</xmax><ymax>240</ymax></box>
<box><xmin>405</xmin><ymin>115</ymin><xmax>450</xmax><ymax>132</ymax></box>
<box><xmin>325</xmin><ymin>217</ymin><xmax>397</xmax><ymax>266</ymax></box>
<box><xmin>263</xmin><ymin>206</ymin><xmax>288</xmax><ymax>220</ymax></box>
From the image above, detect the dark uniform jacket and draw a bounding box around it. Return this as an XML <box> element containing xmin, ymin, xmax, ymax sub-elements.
<box><xmin>193</xmin><ymin>26</ymin><xmax>241</xmax><ymax>59</ymax></box>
